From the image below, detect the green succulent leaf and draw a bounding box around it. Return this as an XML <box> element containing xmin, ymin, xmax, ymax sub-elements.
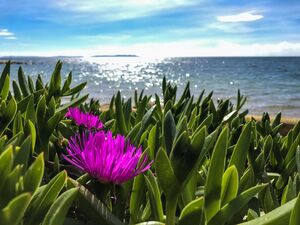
<box><xmin>144</xmin><ymin>171</ymin><xmax>164</xmax><ymax>222</ymax></box>
<box><xmin>0</xmin><ymin>61</ymin><xmax>10</xmax><ymax>90</ymax></box>
<box><xmin>155</xmin><ymin>148</ymin><xmax>180</xmax><ymax>199</ymax></box>
<box><xmin>209</xmin><ymin>184</ymin><xmax>267</xmax><ymax>225</ymax></box>
<box><xmin>67</xmin><ymin>178</ymin><xmax>124</xmax><ymax>225</ymax></box>
<box><xmin>63</xmin><ymin>82</ymin><xmax>87</xmax><ymax>96</ymax></box>
<box><xmin>49</xmin><ymin>61</ymin><xmax>62</xmax><ymax>96</ymax></box>
<box><xmin>163</xmin><ymin>110</ymin><xmax>176</xmax><ymax>155</ymax></box>
<box><xmin>289</xmin><ymin>193</ymin><xmax>300</xmax><ymax>225</ymax></box>
<box><xmin>204</xmin><ymin>127</ymin><xmax>228</xmax><ymax>221</ymax></box>
<box><xmin>18</xmin><ymin>66</ymin><xmax>30</xmax><ymax>96</ymax></box>
<box><xmin>0</xmin><ymin>147</ymin><xmax>14</xmax><ymax>192</ymax></box>
<box><xmin>179</xmin><ymin>197</ymin><xmax>205</xmax><ymax>225</ymax></box>
<box><xmin>42</xmin><ymin>188</ymin><xmax>78</xmax><ymax>225</ymax></box>
<box><xmin>56</xmin><ymin>94</ymin><xmax>88</xmax><ymax>114</ymax></box>
<box><xmin>0</xmin><ymin>74</ymin><xmax>10</xmax><ymax>100</ymax></box>
<box><xmin>115</xmin><ymin>91</ymin><xmax>128</xmax><ymax>135</ymax></box>
<box><xmin>0</xmin><ymin>97</ymin><xmax>17</xmax><ymax>135</ymax></box>
<box><xmin>130</xmin><ymin>174</ymin><xmax>147</xmax><ymax>224</ymax></box>
<box><xmin>24</xmin><ymin>153</ymin><xmax>44</xmax><ymax>193</ymax></box>
<box><xmin>239</xmin><ymin>197</ymin><xmax>298</xmax><ymax>225</ymax></box>
<box><xmin>220</xmin><ymin>165</ymin><xmax>239</xmax><ymax>207</ymax></box>
<box><xmin>25</xmin><ymin>171</ymin><xmax>67</xmax><ymax>225</ymax></box>
<box><xmin>0</xmin><ymin>193</ymin><xmax>31</xmax><ymax>225</ymax></box>
<box><xmin>229</xmin><ymin>122</ymin><xmax>252</xmax><ymax>177</ymax></box>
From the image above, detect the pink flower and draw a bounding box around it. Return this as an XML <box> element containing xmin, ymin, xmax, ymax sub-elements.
<box><xmin>63</xmin><ymin>131</ymin><xmax>152</xmax><ymax>185</ymax></box>
<box><xmin>66</xmin><ymin>107</ymin><xmax>103</xmax><ymax>130</ymax></box>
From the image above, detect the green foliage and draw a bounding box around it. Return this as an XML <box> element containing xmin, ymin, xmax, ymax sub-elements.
<box><xmin>0</xmin><ymin>147</ymin><xmax>76</xmax><ymax>225</ymax></box>
<box><xmin>0</xmin><ymin>62</ymin><xmax>299</xmax><ymax>224</ymax></box>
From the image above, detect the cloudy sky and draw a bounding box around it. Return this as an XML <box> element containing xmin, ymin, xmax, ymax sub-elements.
<box><xmin>1</xmin><ymin>0</ymin><xmax>300</xmax><ymax>57</ymax></box>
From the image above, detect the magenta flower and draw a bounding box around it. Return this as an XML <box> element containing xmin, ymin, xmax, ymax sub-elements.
<box><xmin>63</xmin><ymin>131</ymin><xmax>152</xmax><ymax>184</ymax></box>
<box><xmin>66</xmin><ymin>107</ymin><xmax>103</xmax><ymax>130</ymax></box>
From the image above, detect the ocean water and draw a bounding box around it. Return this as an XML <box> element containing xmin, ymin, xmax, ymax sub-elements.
<box><xmin>1</xmin><ymin>56</ymin><xmax>300</xmax><ymax>118</ymax></box>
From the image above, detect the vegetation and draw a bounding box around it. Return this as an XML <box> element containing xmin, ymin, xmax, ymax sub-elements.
<box><xmin>0</xmin><ymin>61</ymin><xmax>299</xmax><ymax>225</ymax></box>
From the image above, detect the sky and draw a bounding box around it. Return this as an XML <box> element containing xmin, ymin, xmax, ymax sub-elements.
<box><xmin>0</xmin><ymin>0</ymin><xmax>300</xmax><ymax>57</ymax></box>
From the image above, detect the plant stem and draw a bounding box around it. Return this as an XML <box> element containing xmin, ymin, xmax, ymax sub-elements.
<box><xmin>166</xmin><ymin>198</ymin><xmax>177</xmax><ymax>225</ymax></box>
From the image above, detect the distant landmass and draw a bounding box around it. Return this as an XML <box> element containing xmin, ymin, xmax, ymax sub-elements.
<box><xmin>92</xmin><ymin>54</ymin><xmax>138</xmax><ymax>57</ymax></box>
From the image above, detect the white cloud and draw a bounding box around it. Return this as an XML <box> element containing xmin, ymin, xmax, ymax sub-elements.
<box><xmin>0</xmin><ymin>28</ymin><xmax>16</xmax><ymax>40</ymax></box>
<box><xmin>3</xmin><ymin>41</ymin><xmax>300</xmax><ymax>57</ymax></box>
<box><xmin>0</xmin><ymin>29</ymin><xmax>14</xmax><ymax>36</ymax></box>
<box><xmin>5</xmin><ymin>36</ymin><xmax>17</xmax><ymax>40</ymax></box>
<box><xmin>217</xmin><ymin>11</ymin><xmax>263</xmax><ymax>23</ymax></box>
<box><xmin>209</xmin><ymin>22</ymin><xmax>254</xmax><ymax>33</ymax></box>
<box><xmin>51</xmin><ymin>0</ymin><xmax>197</xmax><ymax>21</ymax></box>
<box><xmin>85</xmin><ymin>41</ymin><xmax>300</xmax><ymax>57</ymax></box>
<box><xmin>77</xmin><ymin>34</ymin><xmax>132</xmax><ymax>42</ymax></box>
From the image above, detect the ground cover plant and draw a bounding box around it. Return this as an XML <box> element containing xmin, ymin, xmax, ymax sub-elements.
<box><xmin>0</xmin><ymin>61</ymin><xmax>299</xmax><ymax>225</ymax></box>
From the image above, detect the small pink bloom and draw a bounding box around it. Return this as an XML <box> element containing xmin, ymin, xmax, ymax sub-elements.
<box><xmin>66</xmin><ymin>107</ymin><xmax>103</xmax><ymax>130</ymax></box>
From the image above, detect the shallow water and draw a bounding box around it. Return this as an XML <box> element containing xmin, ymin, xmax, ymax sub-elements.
<box><xmin>1</xmin><ymin>56</ymin><xmax>300</xmax><ymax>118</ymax></box>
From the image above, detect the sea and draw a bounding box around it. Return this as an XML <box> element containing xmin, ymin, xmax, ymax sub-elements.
<box><xmin>1</xmin><ymin>56</ymin><xmax>299</xmax><ymax>118</ymax></box>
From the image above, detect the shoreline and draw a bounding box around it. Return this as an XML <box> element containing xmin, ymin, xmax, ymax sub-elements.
<box><xmin>0</xmin><ymin>60</ymin><xmax>27</xmax><ymax>64</ymax></box>
<box><xmin>246</xmin><ymin>115</ymin><xmax>298</xmax><ymax>135</ymax></box>
<box><xmin>99</xmin><ymin>104</ymin><xmax>298</xmax><ymax>135</ymax></box>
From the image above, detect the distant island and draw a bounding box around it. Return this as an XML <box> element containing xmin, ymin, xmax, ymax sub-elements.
<box><xmin>0</xmin><ymin>60</ymin><xmax>25</xmax><ymax>64</ymax></box>
<box><xmin>92</xmin><ymin>54</ymin><xmax>138</xmax><ymax>57</ymax></box>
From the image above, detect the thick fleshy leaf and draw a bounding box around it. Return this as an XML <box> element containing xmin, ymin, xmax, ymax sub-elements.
<box><xmin>18</xmin><ymin>66</ymin><xmax>29</xmax><ymax>96</ymax></box>
<box><xmin>179</xmin><ymin>197</ymin><xmax>205</xmax><ymax>225</ymax></box>
<box><xmin>135</xmin><ymin>105</ymin><xmax>156</xmax><ymax>143</ymax></box>
<box><xmin>289</xmin><ymin>194</ymin><xmax>300</xmax><ymax>225</ymax></box>
<box><xmin>144</xmin><ymin>171</ymin><xmax>164</xmax><ymax>222</ymax></box>
<box><xmin>115</xmin><ymin>91</ymin><xmax>128</xmax><ymax>134</ymax></box>
<box><xmin>12</xmin><ymin>80</ymin><xmax>22</xmax><ymax>101</ymax></box>
<box><xmin>281</xmin><ymin>177</ymin><xmax>296</xmax><ymax>205</ymax></box>
<box><xmin>155</xmin><ymin>148</ymin><xmax>180</xmax><ymax>198</ymax></box>
<box><xmin>130</xmin><ymin>174</ymin><xmax>147</xmax><ymax>224</ymax></box>
<box><xmin>220</xmin><ymin>166</ymin><xmax>239</xmax><ymax>207</ymax></box>
<box><xmin>148</xmin><ymin>125</ymin><xmax>160</xmax><ymax>160</ymax></box>
<box><xmin>209</xmin><ymin>184</ymin><xmax>266</xmax><ymax>225</ymax></box>
<box><xmin>170</xmin><ymin>127</ymin><xmax>205</xmax><ymax>185</ymax></box>
<box><xmin>228</xmin><ymin>122</ymin><xmax>252</xmax><ymax>177</ymax></box>
<box><xmin>0</xmin><ymin>97</ymin><xmax>17</xmax><ymax>135</ymax></box>
<box><xmin>0</xmin><ymin>74</ymin><xmax>10</xmax><ymax>100</ymax></box>
<box><xmin>204</xmin><ymin>127</ymin><xmax>228</xmax><ymax>221</ymax></box>
<box><xmin>0</xmin><ymin>193</ymin><xmax>31</xmax><ymax>225</ymax></box>
<box><xmin>25</xmin><ymin>171</ymin><xmax>67</xmax><ymax>225</ymax></box>
<box><xmin>239</xmin><ymin>197</ymin><xmax>297</xmax><ymax>225</ymax></box>
<box><xmin>25</xmin><ymin>95</ymin><xmax>36</xmax><ymax>124</ymax></box>
<box><xmin>163</xmin><ymin>110</ymin><xmax>176</xmax><ymax>155</ymax></box>
<box><xmin>63</xmin><ymin>82</ymin><xmax>87</xmax><ymax>96</ymax></box>
<box><xmin>56</xmin><ymin>94</ymin><xmax>89</xmax><ymax>114</ymax></box>
<box><xmin>61</xmin><ymin>72</ymin><xmax>72</xmax><ymax>93</ymax></box>
<box><xmin>68</xmin><ymin>178</ymin><xmax>124</xmax><ymax>225</ymax></box>
<box><xmin>0</xmin><ymin>61</ymin><xmax>10</xmax><ymax>90</ymax></box>
<box><xmin>49</xmin><ymin>61</ymin><xmax>62</xmax><ymax>95</ymax></box>
<box><xmin>42</xmin><ymin>188</ymin><xmax>78</xmax><ymax>225</ymax></box>
<box><xmin>24</xmin><ymin>153</ymin><xmax>44</xmax><ymax>193</ymax></box>
<box><xmin>135</xmin><ymin>96</ymin><xmax>148</xmax><ymax>125</ymax></box>
<box><xmin>27</xmin><ymin>120</ymin><xmax>36</xmax><ymax>152</ymax></box>
<box><xmin>14</xmin><ymin>136</ymin><xmax>32</xmax><ymax>170</ymax></box>
<box><xmin>0</xmin><ymin>147</ymin><xmax>13</xmax><ymax>192</ymax></box>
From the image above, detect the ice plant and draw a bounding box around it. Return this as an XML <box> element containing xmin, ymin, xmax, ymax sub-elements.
<box><xmin>63</xmin><ymin>130</ymin><xmax>152</xmax><ymax>185</ymax></box>
<box><xmin>66</xmin><ymin>107</ymin><xmax>103</xmax><ymax>130</ymax></box>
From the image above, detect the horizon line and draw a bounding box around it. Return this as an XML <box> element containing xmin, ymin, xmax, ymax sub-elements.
<box><xmin>1</xmin><ymin>55</ymin><xmax>300</xmax><ymax>58</ymax></box>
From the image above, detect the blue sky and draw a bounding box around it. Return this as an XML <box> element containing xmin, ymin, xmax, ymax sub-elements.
<box><xmin>1</xmin><ymin>0</ymin><xmax>300</xmax><ymax>56</ymax></box>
